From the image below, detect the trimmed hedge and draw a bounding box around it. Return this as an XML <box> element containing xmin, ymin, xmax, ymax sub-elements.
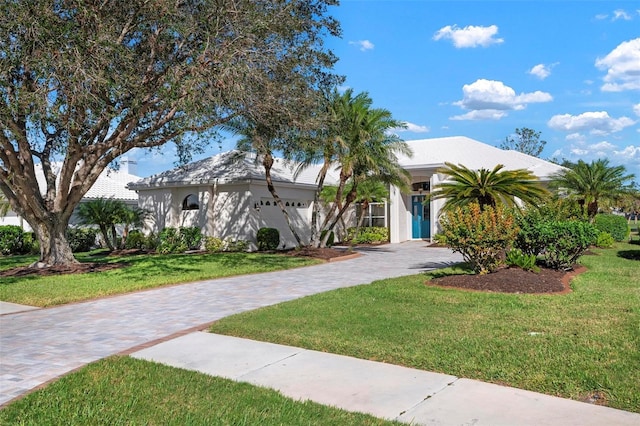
<box><xmin>593</xmin><ymin>214</ymin><xmax>630</xmax><ymax>242</ymax></box>
<box><xmin>347</xmin><ymin>227</ymin><xmax>389</xmax><ymax>244</ymax></box>
<box><xmin>257</xmin><ymin>228</ymin><xmax>279</xmax><ymax>251</ymax></box>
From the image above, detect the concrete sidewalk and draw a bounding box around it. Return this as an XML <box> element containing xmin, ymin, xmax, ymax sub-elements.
<box><xmin>132</xmin><ymin>332</ymin><xmax>640</xmax><ymax>426</ymax></box>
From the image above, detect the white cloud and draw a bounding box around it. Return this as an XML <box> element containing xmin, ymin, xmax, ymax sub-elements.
<box><xmin>398</xmin><ymin>122</ymin><xmax>430</xmax><ymax>133</ymax></box>
<box><xmin>595</xmin><ymin>38</ymin><xmax>640</xmax><ymax>92</ymax></box>
<box><xmin>571</xmin><ymin>148</ymin><xmax>589</xmax><ymax>155</ymax></box>
<box><xmin>615</xmin><ymin>145</ymin><xmax>640</xmax><ymax>158</ymax></box>
<box><xmin>450</xmin><ymin>110</ymin><xmax>507</xmax><ymax>121</ymax></box>
<box><xmin>589</xmin><ymin>141</ymin><xmax>616</xmax><ymax>151</ymax></box>
<box><xmin>613</xmin><ymin>9</ymin><xmax>632</xmax><ymax>20</ymax></box>
<box><xmin>633</xmin><ymin>103</ymin><xmax>640</xmax><ymax>117</ymax></box>
<box><xmin>528</xmin><ymin>63</ymin><xmax>558</xmax><ymax>80</ymax></box>
<box><xmin>433</xmin><ymin>24</ymin><xmax>503</xmax><ymax>48</ymax></box>
<box><xmin>566</xmin><ymin>133</ymin><xmax>585</xmax><ymax>142</ymax></box>
<box><xmin>451</xmin><ymin>79</ymin><xmax>552</xmax><ymax>120</ymax></box>
<box><xmin>594</xmin><ymin>13</ymin><xmax>608</xmax><ymax>20</ymax></box>
<box><xmin>548</xmin><ymin>111</ymin><xmax>636</xmax><ymax>135</ymax></box>
<box><xmin>349</xmin><ymin>40</ymin><xmax>374</xmax><ymax>51</ymax></box>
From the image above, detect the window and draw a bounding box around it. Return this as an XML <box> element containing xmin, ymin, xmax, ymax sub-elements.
<box><xmin>182</xmin><ymin>194</ymin><xmax>200</xmax><ymax>210</ymax></box>
<box><xmin>356</xmin><ymin>202</ymin><xmax>388</xmax><ymax>228</ymax></box>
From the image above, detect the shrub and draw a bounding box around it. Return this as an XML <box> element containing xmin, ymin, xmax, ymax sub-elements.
<box><xmin>124</xmin><ymin>230</ymin><xmax>147</xmax><ymax>250</ymax></box>
<box><xmin>66</xmin><ymin>227</ymin><xmax>98</xmax><ymax>253</ymax></box>
<box><xmin>436</xmin><ymin>203</ymin><xmax>519</xmax><ymax>275</ymax></box>
<box><xmin>257</xmin><ymin>228</ymin><xmax>280</xmax><ymax>251</ymax></box>
<box><xmin>514</xmin><ymin>209</ymin><xmax>550</xmax><ymax>257</ymax></box>
<box><xmin>225</xmin><ymin>239</ymin><xmax>249</xmax><ymax>252</ymax></box>
<box><xmin>539</xmin><ymin>220</ymin><xmax>598</xmax><ymax>270</ymax></box>
<box><xmin>157</xmin><ymin>227</ymin><xmax>187</xmax><ymax>254</ymax></box>
<box><xmin>179</xmin><ymin>227</ymin><xmax>202</xmax><ymax>250</ymax></box>
<box><xmin>0</xmin><ymin>225</ymin><xmax>28</xmax><ymax>255</ymax></box>
<box><xmin>204</xmin><ymin>236</ymin><xmax>225</xmax><ymax>253</ymax></box>
<box><xmin>505</xmin><ymin>248</ymin><xmax>539</xmax><ymax>272</ymax></box>
<box><xmin>347</xmin><ymin>227</ymin><xmax>388</xmax><ymax>244</ymax></box>
<box><xmin>595</xmin><ymin>231</ymin><xmax>615</xmax><ymax>248</ymax></box>
<box><xmin>593</xmin><ymin>214</ymin><xmax>629</xmax><ymax>242</ymax></box>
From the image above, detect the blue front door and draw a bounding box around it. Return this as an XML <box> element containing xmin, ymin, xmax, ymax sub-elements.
<box><xmin>411</xmin><ymin>196</ymin><xmax>430</xmax><ymax>238</ymax></box>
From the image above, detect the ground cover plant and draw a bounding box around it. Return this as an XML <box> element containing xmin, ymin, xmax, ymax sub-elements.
<box><xmin>0</xmin><ymin>251</ymin><xmax>320</xmax><ymax>307</ymax></box>
<box><xmin>0</xmin><ymin>356</ymin><xmax>398</xmax><ymax>426</ymax></box>
<box><xmin>210</xmin><ymin>242</ymin><xmax>640</xmax><ymax>413</ymax></box>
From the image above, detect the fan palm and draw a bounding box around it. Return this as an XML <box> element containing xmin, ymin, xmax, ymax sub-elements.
<box><xmin>430</xmin><ymin>162</ymin><xmax>549</xmax><ymax>212</ymax></box>
<box><xmin>549</xmin><ymin>158</ymin><xmax>635</xmax><ymax>219</ymax></box>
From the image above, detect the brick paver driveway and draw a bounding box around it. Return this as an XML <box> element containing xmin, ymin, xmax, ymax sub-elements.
<box><xmin>0</xmin><ymin>242</ymin><xmax>461</xmax><ymax>405</ymax></box>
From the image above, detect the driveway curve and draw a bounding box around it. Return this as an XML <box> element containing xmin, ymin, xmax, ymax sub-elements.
<box><xmin>0</xmin><ymin>242</ymin><xmax>461</xmax><ymax>405</ymax></box>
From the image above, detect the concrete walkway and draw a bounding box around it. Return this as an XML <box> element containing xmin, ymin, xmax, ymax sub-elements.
<box><xmin>132</xmin><ymin>332</ymin><xmax>640</xmax><ymax>426</ymax></box>
<box><xmin>0</xmin><ymin>242</ymin><xmax>460</xmax><ymax>405</ymax></box>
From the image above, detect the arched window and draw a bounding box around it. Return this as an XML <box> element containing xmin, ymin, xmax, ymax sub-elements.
<box><xmin>182</xmin><ymin>194</ymin><xmax>200</xmax><ymax>210</ymax></box>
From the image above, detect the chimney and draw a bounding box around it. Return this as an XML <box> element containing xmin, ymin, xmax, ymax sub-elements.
<box><xmin>121</xmin><ymin>157</ymin><xmax>138</xmax><ymax>175</ymax></box>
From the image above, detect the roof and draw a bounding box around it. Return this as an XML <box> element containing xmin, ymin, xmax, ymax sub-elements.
<box><xmin>397</xmin><ymin>136</ymin><xmax>565</xmax><ymax>179</ymax></box>
<box><xmin>34</xmin><ymin>163</ymin><xmax>141</xmax><ymax>201</ymax></box>
<box><xmin>129</xmin><ymin>150</ymin><xmax>340</xmax><ymax>190</ymax></box>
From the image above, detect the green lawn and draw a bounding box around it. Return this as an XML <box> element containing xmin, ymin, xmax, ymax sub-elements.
<box><xmin>0</xmin><ymin>357</ymin><xmax>399</xmax><ymax>426</ymax></box>
<box><xmin>210</xmin><ymin>242</ymin><xmax>640</xmax><ymax>413</ymax></box>
<box><xmin>0</xmin><ymin>251</ymin><xmax>320</xmax><ymax>307</ymax></box>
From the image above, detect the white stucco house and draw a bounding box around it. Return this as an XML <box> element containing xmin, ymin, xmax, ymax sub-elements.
<box><xmin>128</xmin><ymin>136</ymin><xmax>565</xmax><ymax>248</ymax></box>
<box><xmin>128</xmin><ymin>151</ymin><xmax>342</xmax><ymax>249</ymax></box>
<box><xmin>1</xmin><ymin>159</ymin><xmax>141</xmax><ymax>231</ymax></box>
<box><xmin>388</xmin><ymin>136</ymin><xmax>564</xmax><ymax>243</ymax></box>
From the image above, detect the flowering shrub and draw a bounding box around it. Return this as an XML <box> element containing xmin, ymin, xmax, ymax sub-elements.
<box><xmin>436</xmin><ymin>203</ymin><xmax>519</xmax><ymax>274</ymax></box>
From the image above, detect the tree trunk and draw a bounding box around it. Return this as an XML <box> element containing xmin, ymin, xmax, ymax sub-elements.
<box><xmin>309</xmin><ymin>161</ymin><xmax>330</xmax><ymax>248</ymax></box>
<box><xmin>262</xmin><ymin>153</ymin><xmax>304</xmax><ymax>247</ymax></box>
<box><xmin>32</xmin><ymin>218</ymin><xmax>78</xmax><ymax>267</ymax></box>
<box><xmin>322</xmin><ymin>183</ymin><xmax>358</xmax><ymax>246</ymax></box>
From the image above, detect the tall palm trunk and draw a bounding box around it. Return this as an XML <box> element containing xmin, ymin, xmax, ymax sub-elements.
<box><xmin>309</xmin><ymin>160</ymin><xmax>331</xmax><ymax>248</ymax></box>
<box><xmin>262</xmin><ymin>153</ymin><xmax>304</xmax><ymax>247</ymax></box>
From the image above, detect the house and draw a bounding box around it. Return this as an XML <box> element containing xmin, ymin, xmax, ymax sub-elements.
<box><xmin>0</xmin><ymin>159</ymin><xmax>141</xmax><ymax>231</ymax></box>
<box><xmin>128</xmin><ymin>151</ymin><xmax>342</xmax><ymax>249</ymax></box>
<box><xmin>128</xmin><ymin>137</ymin><xmax>566</xmax><ymax>248</ymax></box>
<box><xmin>388</xmin><ymin>136</ymin><xmax>565</xmax><ymax>243</ymax></box>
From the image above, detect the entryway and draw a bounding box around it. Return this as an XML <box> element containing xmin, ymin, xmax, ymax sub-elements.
<box><xmin>411</xmin><ymin>195</ymin><xmax>430</xmax><ymax>239</ymax></box>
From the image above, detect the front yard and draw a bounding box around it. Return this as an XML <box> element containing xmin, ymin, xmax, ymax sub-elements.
<box><xmin>0</xmin><ymin>251</ymin><xmax>321</xmax><ymax>307</ymax></box>
<box><xmin>209</xmin><ymin>241</ymin><xmax>640</xmax><ymax>413</ymax></box>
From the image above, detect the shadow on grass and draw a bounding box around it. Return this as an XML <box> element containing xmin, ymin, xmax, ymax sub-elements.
<box><xmin>423</xmin><ymin>262</ymin><xmax>474</xmax><ymax>279</ymax></box>
<box><xmin>409</xmin><ymin>260</ymin><xmax>461</xmax><ymax>270</ymax></box>
<box><xmin>617</xmin><ymin>250</ymin><xmax>640</xmax><ymax>261</ymax></box>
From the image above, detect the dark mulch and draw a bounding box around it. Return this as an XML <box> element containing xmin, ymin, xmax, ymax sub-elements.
<box><xmin>428</xmin><ymin>265</ymin><xmax>587</xmax><ymax>294</ymax></box>
<box><xmin>284</xmin><ymin>246</ymin><xmax>354</xmax><ymax>261</ymax></box>
<box><xmin>0</xmin><ymin>262</ymin><xmax>127</xmax><ymax>278</ymax></box>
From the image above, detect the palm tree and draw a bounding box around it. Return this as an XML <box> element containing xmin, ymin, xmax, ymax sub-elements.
<box><xmin>304</xmin><ymin>89</ymin><xmax>411</xmax><ymax>247</ymax></box>
<box><xmin>118</xmin><ymin>206</ymin><xmax>151</xmax><ymax>249</ymax></box>
<box><xmin>77</xmin><ymin>198</ymin><xmax>126</xmax><ymax>251</ymax></box>
<box><xmin>223</xmin><ymin>118</ymin><xmax>307</xmax><ymax>246</ymax></box>
<box><xmin>430</xmin><ymin>162</ymin><xmax>549</xmax><ymax>212</ymax></box>
<box><xmin>550</xmin><ymin>159</ymin><xmax>636</xmax><ymax>219</ymax></box>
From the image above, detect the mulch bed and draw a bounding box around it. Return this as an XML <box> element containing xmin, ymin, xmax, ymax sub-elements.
<box><xmin>428</xmin><ymin>265</ymin><xmax>587</xmax><ymax>294</ymax></box>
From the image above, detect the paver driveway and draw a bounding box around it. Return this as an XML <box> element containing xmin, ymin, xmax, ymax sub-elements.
<box><xmin>0</xmin><ymin>242</ymin><xmax>461</xmax><ymax>405</ymax></box>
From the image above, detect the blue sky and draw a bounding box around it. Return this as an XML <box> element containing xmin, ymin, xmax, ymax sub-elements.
<box><xmin>132</xmin><ymin>1</ymin><xmax>640</xmax><ymax>179</ymax></box>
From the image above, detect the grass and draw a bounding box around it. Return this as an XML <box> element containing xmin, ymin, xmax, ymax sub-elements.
<box><xmin>0</xmin><ymin>356</ymin><xmax>399</xmax><ymax>425</ymax></box>
<box><xmin>210</xmin><ymin>241</ymin><xmax>640</xmax><ymax>413</ymax></box>
<box><xmin>0</xmin><ymin>251</ymin><xmax>320</xmax><ymax>307</ymax></box>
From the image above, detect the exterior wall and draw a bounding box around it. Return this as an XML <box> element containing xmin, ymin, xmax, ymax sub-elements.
<box><xmin>136</xmin><ymin>181</ymin><xmax>325</xmax><ymax>250</ymax></box>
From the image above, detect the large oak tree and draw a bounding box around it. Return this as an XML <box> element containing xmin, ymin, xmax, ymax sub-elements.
<box><xmin>0</xmin><ymin>0</ymin><xmax>340</xmax><ymax>266</ymax></box>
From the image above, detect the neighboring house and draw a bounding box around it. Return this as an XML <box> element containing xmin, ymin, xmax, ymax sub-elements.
<box><xmin>128</xmin><ymin>151</ymin><xmax>343</xmax><ymax>250</ymax></box>
<box><xmin>0</xmin><ymin>159</ymin><xmax>141</xmax><ymax>231</ymax></box>
<box><xmin>129</xmin><ymin>136</ymin><xmax>566</xmax><ymax>248</ymax></box>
